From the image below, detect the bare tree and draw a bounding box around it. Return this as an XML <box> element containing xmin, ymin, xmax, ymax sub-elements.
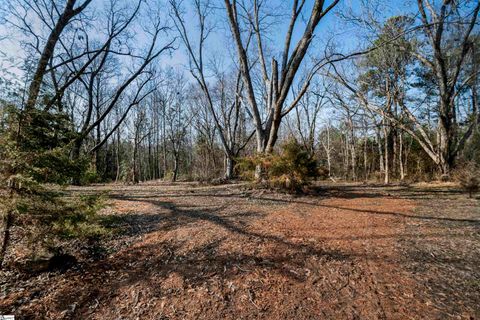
<box><xmin>159</xmin><ymin>71</ymin><xmax>194</xmax><ymax>182</ymax></box>
<box><xmin>170</xmin><ymin>0</ymin><xmax>252</xmax><ymax>179</ymax></box>
<box><xmin>319</xmin><ymin>119</ymin><xmax>334</xmax><ymax>178</ymax></box>
<box><xmin>70</xmin><ymin>12</ymin><xmax>174</xmax><ymax>165</ymax></box>
<box><xmin>288</xmin><ymin>78</ymin><xmax>329</xmax><ymax>158</ymax></box>
<box><xmin>223</xmin><ymin>0</ymin><xmax>339</xmax><ymax>178</ymax></box>
<box><xmin>413</xmin><ymin>0</ymin><xmax>480</xmax><ymax>174</ymax></box>
<box><xmin>12</xmin><ymin>0</ymin><xmax>93</xmax><ymax>113</ymax></box>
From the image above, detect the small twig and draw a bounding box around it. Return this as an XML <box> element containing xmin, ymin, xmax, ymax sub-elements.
<box><xmin>234</xmin><ymin>264</ymin><xmax>250</xmax><ymax>272</ymax></box>
<box><xmin>248</xmin><ymin>289</ymin><xmax>260</xmax><ymax>310</ymax></box>
<box><xmin>166</xmin><ymin>248</ymin><xmax>174</xmax><ymax>263</ymax></box>
<box><xmin>89</xmin><ymin>299</ymin><xmax>100</xmax><ymax>310</ymax></box>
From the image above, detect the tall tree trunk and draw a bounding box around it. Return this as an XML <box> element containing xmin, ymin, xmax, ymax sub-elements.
<box><xmin>399</xmin><ymin>131</ymin><xmax>405</xmax><ymax>180</ymax></box>
<box><xmin>254</xmin><ymin>130</ymin><xmax>266</xmax><ymax>180</ymax></box>
<box><xmin>94</xmin><ymin>108</ymin><xmax>101</xmax><ymax>176</ymax></box>
<box><xmin>115</xmin><ymin>129</ymin><xmax>121</xmax><ymax>182</ymax></box>
<box><xmin>343</xmin><ymin>133</ymin><xmax>349</xmax><ymax>180</ymax></box>
<box><xmin>363</xmin><ymin>138</ymin><xmax>368</xmax><ymax>180</ymax></box>
<box><xmin>71</xmin><ymin>138</ymin><xmax>83</xmax><ymax>185</ymax></box>
<box><xmin>0</xmin><ymin>208</ymin><xmax>14</xmax><ymax>268</ymax></box>
<box><xmin>351</xmin><ymin>141</ymin><xmax>356</xmax><ymax>181</ymax></box>
<box><xmin>133</xmin><ymin>139</ymin><xmax>139</xmax><ymax>184</ymax></box>
<box><xmin>438</xmin><ymin>102</ymin><xmax>454</xmax><ymax>176</ymax></box>
<box><xmin>172</xmin><ymin>154</ymin><xmax>179</xmax><ymax>182</ymax></box>
<box><xmin>326</xmin><ymin>124</ymin><xmax>332</xmax><ymax>178</ymax></box>
<box><xmin>225</xmin><ymin>156</ymin><xmax>235</xmax><ymax>180</ymax></box>
<box><xmin>24</xmin><ymin>0</ymin><xmax>91</xmax><ymax>112</ymax></box>
<box><xmin>162</xmin><ymin>113</ymin><xmax>167</xmax><ymax>179</ymax></box>
<box><xmin>148</xmin><ymin>135</ymin><xmax>152</xmax><ymax>181</ymax></box>
<box><xmin>349</xmin><ymin>120</ymin><xmax>356</xmax><ymax>181</ymax></box>
<box><xmin>376</xmin><ymin>125</ymin><xmax>384</xmax><ymax>173</ymax></box>
<box><xmin>383</xmin><ymin>121</ymin><xmax>389</xmax><ymax>184</ymax></box>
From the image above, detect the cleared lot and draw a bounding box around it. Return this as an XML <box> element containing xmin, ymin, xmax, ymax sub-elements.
<box><xmin>1</xmin><ymin>182</ymin><xmax>479</xmax><ymax>319</ymax></box>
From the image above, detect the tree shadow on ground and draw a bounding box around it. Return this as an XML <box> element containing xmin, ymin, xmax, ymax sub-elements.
<box><xmin>47</xmin><ymin>195</ymin><xmax>353</xmax><ymax>317</ymax></box>
<box><xmin>11</xmin><ymin>183</ymin><xmax>479</xmax><ymax>319</ymax></box>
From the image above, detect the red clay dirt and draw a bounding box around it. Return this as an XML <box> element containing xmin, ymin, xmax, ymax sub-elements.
<box><xmin>1</xmin><ymin>182</ymin><xmax>479</xmax><ymax>319</ymax></box>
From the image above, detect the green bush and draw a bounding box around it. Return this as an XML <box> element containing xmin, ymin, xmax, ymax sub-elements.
<box><xmin>462</xmin><ymin>130</ymin><xmax>480</xmax><ymax>164</ymax></box>
<box><xmin>81</xmin><ymin>167</ymin><xmax>101</xmax><ymax>185</ymax></box>
<box><xmin>237</xmin><ymin>138</ymin><xmax>320</xmax><ymax>192</ymax></box>
<box><xmin>454</xmin><ymin>161</ymin><xmax>480</xmax><ymax>198</ymax></box>
<box><xmin>50</xmin><ymin>194</ymin><xmax>109</xmax><ymax>239</ymax></box>
<box><xmin>0</xmin><ymin>107</ymin><xmax>87</xmax><ymax>185</ymax></box>
<box><xmin>0</xmin><ymin>107</ymin><xmax>105</xmax><ymax>267</ymax></box>
<box><xmin>1</xmin><ymin>176</ymin><xmax>111</xmax><ymax>250</ymax></box>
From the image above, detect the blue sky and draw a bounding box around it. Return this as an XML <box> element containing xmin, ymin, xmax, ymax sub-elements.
<box><xmin>0</xmin><ymin>0</ymin><xmax>421</xmax><ymax>83</ymax></box>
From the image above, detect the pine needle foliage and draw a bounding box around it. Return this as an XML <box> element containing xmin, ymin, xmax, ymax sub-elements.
<box><xmin>0</xmin><ymin>106</ymin><xmax>107</xmax><ymax>268</ymax></box>
<box><xmin>238</xmin><ymin>138</ymin><xmax>321</xmax><ymax>192</ymax></box>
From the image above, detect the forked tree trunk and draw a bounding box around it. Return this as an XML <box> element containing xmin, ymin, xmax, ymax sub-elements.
<box><xmin>24</xmin><ymin>0</ymin><xmax>91</xmax><ymax>112</ymax></box>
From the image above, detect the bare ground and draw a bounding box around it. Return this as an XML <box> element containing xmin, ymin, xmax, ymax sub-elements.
<box><xmin>1</xmin><ymin>182</ymin><xmax>479</xmax><ymax>319</ymax></box>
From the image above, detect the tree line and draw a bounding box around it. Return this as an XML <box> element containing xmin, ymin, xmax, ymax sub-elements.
<box><xmin>0</xmin><ymin>0</ymin><xmax>478</xmax><ymax>186</ymax></box>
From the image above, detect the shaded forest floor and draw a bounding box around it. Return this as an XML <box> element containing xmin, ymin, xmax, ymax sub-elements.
<box><xmin>1</xmin><ymin>181</ymin><xmax>479</xmax><ymax>319</ymax></box>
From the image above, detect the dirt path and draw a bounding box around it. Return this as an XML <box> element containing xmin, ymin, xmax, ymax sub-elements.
<box><xmin>1</xmin><ymin>182</ymin><xmax>479</xmax><ymax>319</ymax></box>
